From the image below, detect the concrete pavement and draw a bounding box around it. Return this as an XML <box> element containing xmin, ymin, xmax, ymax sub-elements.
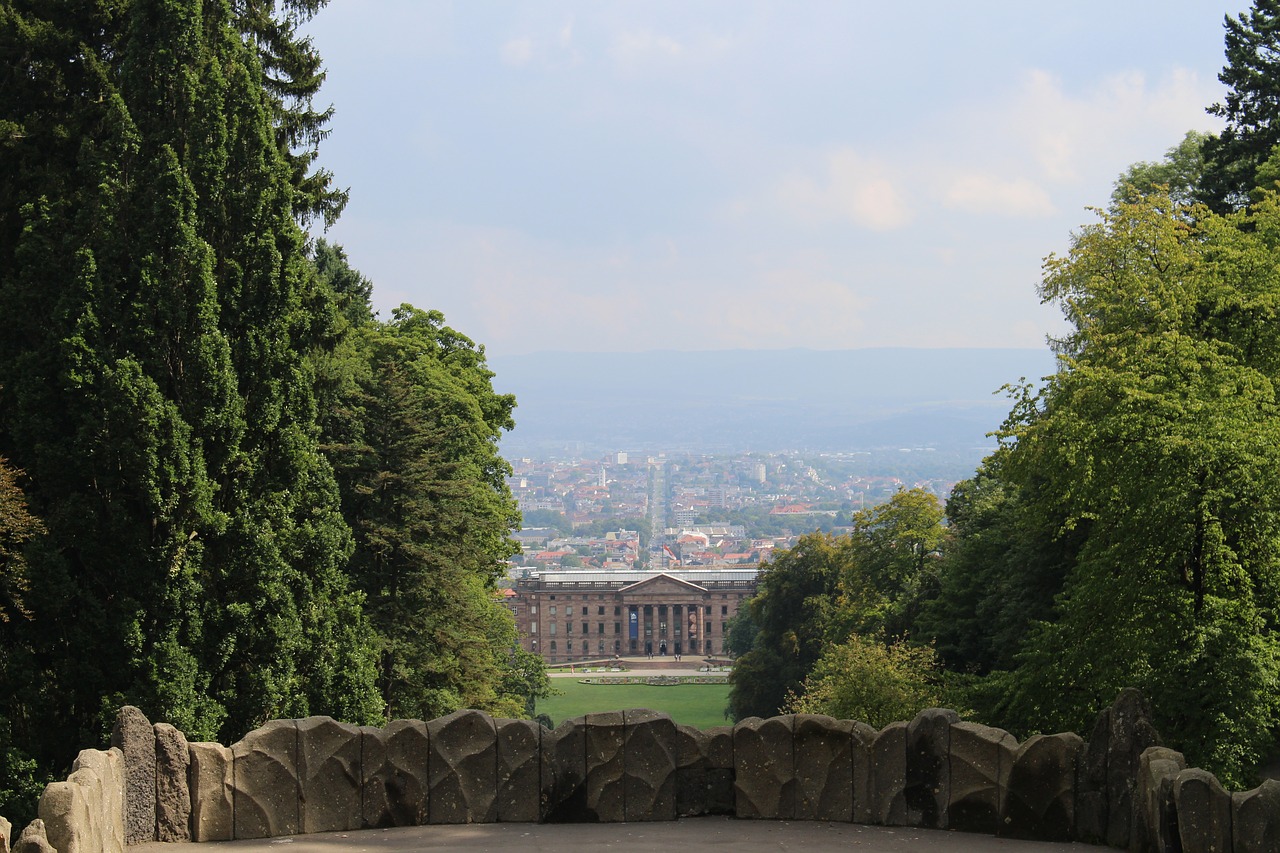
<box><xmin>135</xmin><ymin>819</ymin><xmax>1095</xmax><ymax>852</ymax></box>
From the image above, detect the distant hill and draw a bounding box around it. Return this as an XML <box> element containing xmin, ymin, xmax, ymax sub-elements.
<box><xmin>489</xmin><ymin>347</ymin><xmax>1058</xmax><ymax>456</ymax></box>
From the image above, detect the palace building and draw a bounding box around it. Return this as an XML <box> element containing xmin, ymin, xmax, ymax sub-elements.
<box><xmin>509</xmin><ymin>569</ymin><xmax>758</xmax><ymax>663</ymax></box>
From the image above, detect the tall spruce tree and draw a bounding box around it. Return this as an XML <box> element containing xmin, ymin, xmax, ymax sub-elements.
<box><xmin>0</xmin><ymin>0</ymin><xmax>379</xmax><ymax>769</ymax></box>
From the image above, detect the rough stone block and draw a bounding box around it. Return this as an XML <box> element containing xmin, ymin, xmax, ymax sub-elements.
<box><xmin>38</xmin><ymin>780</ymin><xmax>90</xmax><ymax>853</ymax></box>
<box><xmin>11</xmin><ymin>820</ymin><xmax>54</xmax><ymax>853</ymax></box>
<box><xmin>296</xmin><ymin>716</ymin><xmax>362</xmax><ymax>834</ymax></box>
<box><xmin>947</xmin><ymin>721</ymin><xmax>1016</xmax><ymax>835</ymax></box>
<box><xmin>733</xmin><ymin>715</ymin><xmax>795</xmax><ymax>819</ymax></box>
<box><xmin>584</xmin><ymin>711</ymin><xmax>626</xmax><ymax>822</ymax></box>
<box><xmin>793</xmin><ymin>714</ymin><xmax>853</xmax><ymax>822</ymax></box>
<box><xmin>674</xmin><ymin>724</ymin><xmax>711</xmax><ymax>817</ymax></box>
<box><xmin>1075</xmin><ymin>706</ymin><xmax>1110</xmax><ymax>845</ymax></box>
<box><xmin>1232</xmin><ymin>778</ymin><xmax>1280</xmax><ymax>853</ymax></box>
<box><xmin>869</xmin><ymin>721</ymin><xmax>908</xmax><ymax>825</ymax></box>
<box><xmin>110</xmin><ymin>705</ymin><xmax>156</xmax><ymax>845</ymax></box>
<box><xmin>999</xmin><ymin>732</ymin><xmax>1082</xmax><ymax>842</ymax></box>
<box><xmin>1174</xmin><ymin>767</ymin><xmax>1231</xmax><ymax>853</ymax></box>
<box><xmin>154</xmin><ymin>723</ymin><xmax>191</xmax><ymax>842</ymax></box>
<box><xmin>1105</xmin><ymin>688</ymin><xmax>1159</xmax><ymax>849</ymax></box>
<box><xmin>189</xmin><ymin>742</ymin><xmax>234</xmax><ymax>842</ymax></box>
<box><xmin>541</xmin><ymin>717</ymin><xmax>586</xmax><ymax>822</ymax></box>
<box><xmin>495</xmin><ymin>718</ymin><xmax>541</xmax><ymax>822</ymax></box>
<box><xmin>232</xmin><ymin>719</ymin><xmax>300</xmax><ymax>839</ymax></box>
<box><xmin>906</xmin><ymin>708</ymin><xmax>959</xmax><ymax>828</ymax></box>
<box><xmin>70</xmin><ymin>747</ymin><xmax>124</xmax><ymax>853</ymax></box>
<box><xmin>360</xmin><ymin>720</ymin><xmax>429</xmax><ymax>828</ymax></box>
<box><xmin>704</xmin><ymin>725</ymin><xmax>735</xmax><ymax>815</ymax></box>
<box><xmin>0</xmin><ymin>816</ymin><xmax>10</xmax><ymax>853</ymax></box>
<box><xmin>623</xmin><ymin>710</ymin><xmax>677</xmax><ymax>821</ymax></box>
<box><xmin>1133</xmin><ymin>746</ymin><xmax>1185</xmax><ymax>853</ymax></box>
<box><xmin>428</xmin><ymin>709</ymin><xmax>497</xmax><ymax>824</ymax></box>
<box><xmin>850</xmin><ymin>720</ymin><xmax>877</xmax><ymax>825</ymax></box>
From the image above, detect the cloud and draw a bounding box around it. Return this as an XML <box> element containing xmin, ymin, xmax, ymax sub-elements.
<box><xmin>1008</xmin><ymin>67</ymin><xmax>1219</xmax><ymax>185</ymax></box>
<box><xmin>944</xmin><ymin>174</ymin><xmax>1055</xmax><ymax>217</ymax></box>
<box><xmin>776</xmin><ymin>148</ymin><xmax>911</xmax><ymax>231</ymax></box>
<box><xmin>500</xmin><ymin>36</ymin><xmax>534</xmax><ymax>66</ymax></box>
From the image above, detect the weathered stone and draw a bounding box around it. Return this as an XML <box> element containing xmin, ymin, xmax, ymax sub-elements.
<box><xmin>1232</xmin><ymin>777</ymin><xmax>1280</xmax><ymax>853</ymax></box>
<box><xmin>495</xmin><ymin>718</ymin><xmax>541</xmax><ymax>822</ymax></box>
<box><xmin>793</xmin><ymin>714</ymin><xmax>853</xmax><ymax>822</ymax></box>
<box><xmin>360</xmin><ymin>720</ymin><xmax>429</xmax><ymax>828</ymax></box>
<box><xmin>110</xmin><ymin>705</ymin><xmax>156</xmax><ymax>844</ymax></box>
<box><xmin>541</xmin><ymin>717</ymin><xmax>586</xmax><ymax>822</ymax></box>
<box><xmin>39</xmin><ymin>780</ymin><xmax>90</xmax><ymax>853</ymax></box>
<box><xmin>70</xmin><ymin>747</ymin><xmax>125</xmax><ymax>853</ymax></box>
<box><xmin>999</xmin><ymin>732</ymin><xmax>1082</xmax><ymax>842</ymax></box>
<box><xmin>849</xmin><ymin>721</ymin><xmax>877</xmax><ymax>825</ymax></box>
<box><xmin>189</xmin><ymin>742</ymin><xmax>234</xmax><ymax>842</ymax></box>
<box><xmin>1133</xmin><ymin>746</ymin><xmax>1185</xmax><ymax>853</ymax></box>
<box><xmin>584</xmin><ymin>711</ymin><xmax>626</xmax><ymax>822</ymax></box>
<box><xmin>674</xmin><ymin>724</ymin><xmax>711</xmax><ymax>817</ymax></box>
<box><xmin>427</xmin><ymin>709</ymin><xmax>497</xmax><ymax>824</ymax></box>
<box><xmin>704</xmin><ymin>725</ymin><xmax>736</xmax><ymax>815</ymax></box>
<box><xmin>1105</xmin><ymin>688</ymin><xmax>1160</xmax><ymax>849</ymax></box>
<box><xmin>296</xmin><ymin>716</ymin><xmax>362</xmax><ymax>834</ymax></box>
<box><xmin>1174</xmin><ymin>767</ymin><xmax>1231</xmax><ymax>853</ymax></box>
<box><xmin>623</xmin><ymin>710</ymin><xmax>677</xmax><ymax>821</ymax></box>
<box><xmin>231</xmin><ymin>718</ymin><xmax>300</xmax><ymax>839</ymax></box>
<box><xmin>0</xmin><ymin>815</ymin><xmax>10</xmax><ymax>853</ymax></box>
<box><xmin>733</xmin><ymin>715</ymin><xmax>795</xmax><ymax>819</ymax></box>
<box><xmin>947</xmin><ymin>721</ymin><xmax>1016</xmax><ymax>835</ymax></box>
<box><xmin>154</xmin><ymin>723</ymin><xmax>191</xmax><ymax>842</ymax></box>
<box><xmin>1075</xmin><ymin>706</ymin><xmax>1111</xmax><ymax>844</ymax></box>
<box><xmin>869</xmin><ymin>721</ymin><xmax>908</xmax><ymax>825</ymax></box>
<box><xmin>905</xmin><ymin>708</ymin><xmax>959</xmax><ymax>829</ymax></box>
<box><xmin>11</xmin><ymin>820</ymin><xmax>55</xmax><ymax>853</ymax></box>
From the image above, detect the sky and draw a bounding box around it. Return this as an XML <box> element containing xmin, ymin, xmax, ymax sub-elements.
<box><xmin>303</xmin><ymin>1</ymin><xmax>1242</xmax><ymax>357</ymax></box>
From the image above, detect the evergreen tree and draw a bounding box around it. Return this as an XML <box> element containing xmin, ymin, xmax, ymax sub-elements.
<box><xmin>0</xmin><ymin>0</ymin><xmax>379</xmax><ymax>769</ymax></box>
<box><xmin>1202</xmin><ymin>1</ymin><xmax>1280</xmax><ymax>210</ymax></box>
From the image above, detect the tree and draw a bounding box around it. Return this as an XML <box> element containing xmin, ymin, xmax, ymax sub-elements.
<box><xmin>782</xmin><ymin>634</ymin><xmax>947</xmax><ymax>729</ymax></box>
<box><xmin>322</xmin><ymin>304</ymin><xmax>527</xmax><ymax>720</ymax></box>
<box><xmin>0</xmin><ymin>0</ymin><xmax>380</xmax><ymax>771</ymax></box>
<box><xmin>838</xmin><ymin>488</ymin><xmax>948</xmax><ymax>640</ymax></box>
<box><xmin>1112</xmin><ymin>130</ymin><xmax>1209</xmax><ymax>209</ymax></box>
<box><xmin>992</xmin><ymin>190</ymin><xmax>1280</xmax><ymax>784</ymax></box>
<box><xmin>1202</xmin><ymin>1</ymin><xmax>1280</xmax><ymax>210</ymax></box>
<box><xmin>726</xmin><ymin>532</ymin><xmax>846</xmax><ymax>720</ymax></box>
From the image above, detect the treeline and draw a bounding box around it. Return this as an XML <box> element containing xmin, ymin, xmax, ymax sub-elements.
<box><xmin>0</xmin><ymin>0</ymin><xmax>545</xmax><ymax>823</ymax></box>
<box><xmin>729</xmin><ymin>1</ymin><xmax>1280</xmax><ymax>789</ymax></box>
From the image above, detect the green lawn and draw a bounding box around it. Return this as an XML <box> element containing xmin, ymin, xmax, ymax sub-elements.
<box><xmin>537</xmin><ymin>679</ymin><xmax>733</xmax><ymax>729</ymax></box>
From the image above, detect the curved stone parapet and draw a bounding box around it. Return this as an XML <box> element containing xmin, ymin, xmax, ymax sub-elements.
<box><xmin>733</xmin><ymin>714</ymin><xmax>796</xmax><ymax>819</ymax></box>
<box><xmin>10</xmin><ymin>690</ymin><xmax>1280</xmax><ymax>851</ymax></box>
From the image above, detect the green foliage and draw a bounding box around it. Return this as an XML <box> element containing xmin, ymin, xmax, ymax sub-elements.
<box><xmin>1203</xmin><ymin>1</ymin><xmax>1280</xmax><ymax>210</ymax></box>
<box><xmin>1112</xmin><ymin>130</ymin><xmax>1209</xmax><ymax>208</ymax></box>
<box><xmin>986</xmin><ymin>191</ymin><xmax>1280</xmax><ymax>784</ymax></box>
<box><xmin>782</xmin><ymin>634</ymin><xmax>950</xmax><ymax>729</ymax></box>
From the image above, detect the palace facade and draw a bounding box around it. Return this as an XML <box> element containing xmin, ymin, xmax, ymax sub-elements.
<box><xmin>509</xmin><ymin>569</ymin><xmax>758</xmax><ymax>663</ymax></box>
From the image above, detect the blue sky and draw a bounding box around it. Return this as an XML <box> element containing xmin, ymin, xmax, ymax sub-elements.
<box><xmin>304</xmin><ymin>1</ymin><xmax>1240</xmax><ymax>356</ymax></box>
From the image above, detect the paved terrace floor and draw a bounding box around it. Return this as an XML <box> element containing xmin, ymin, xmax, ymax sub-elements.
<box><xmin>136</xmin><ymin>819</ymin><xmax>1094</xmax><ymax>852</ymax></box>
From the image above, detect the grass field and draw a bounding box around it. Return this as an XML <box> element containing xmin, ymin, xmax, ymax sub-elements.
<box><xmin>536</xmin><ymin>678</ymin><xmax>733</xmax><ymax>729</ymax></box>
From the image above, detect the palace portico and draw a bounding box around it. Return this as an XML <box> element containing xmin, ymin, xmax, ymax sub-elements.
<box><xmin>508</xmin><ymin>569</ymin><xmax>758</xmax><ymax>663</ymax></box>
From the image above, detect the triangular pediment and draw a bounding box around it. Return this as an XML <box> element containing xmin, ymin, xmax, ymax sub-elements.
<box><xmin>618</xmin><ymin>573</ymin><xmax>708</xmax><ymax>596</ymax></box>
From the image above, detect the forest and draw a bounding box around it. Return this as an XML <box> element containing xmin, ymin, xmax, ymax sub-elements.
<box><xmin>727</xmin><ymin>1</ymin><xmax>1280</xmax><ymax>791</ymax></box>
<box><xmin>0</xmin><ymin>0</ymin><xmax>547</xmax><ymax>825</ymax></box>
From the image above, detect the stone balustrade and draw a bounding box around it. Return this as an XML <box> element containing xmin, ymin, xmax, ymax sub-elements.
<box><xmin>3</xmin><ymin>690</ymin><xmax>1279</xmax><ymax>852</ymax></box>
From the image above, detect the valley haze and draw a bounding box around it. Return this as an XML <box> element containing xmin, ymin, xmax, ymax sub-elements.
<box><xmin>492</xmin><ymin>347</ymin><xmax>1058</xmax><ymax>457</ymax></box>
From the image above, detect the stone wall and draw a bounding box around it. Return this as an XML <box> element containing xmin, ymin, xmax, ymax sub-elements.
<box><xmin>3</xmin><ymin>692</ymin><xmax>1279</xmax><ymax>852</ymax></box>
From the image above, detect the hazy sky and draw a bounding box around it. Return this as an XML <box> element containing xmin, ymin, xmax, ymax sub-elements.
<box><xmin>304</xmin><ymin>1</ymin><xmax>1240</xmax><ymax>357</ymax></box>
